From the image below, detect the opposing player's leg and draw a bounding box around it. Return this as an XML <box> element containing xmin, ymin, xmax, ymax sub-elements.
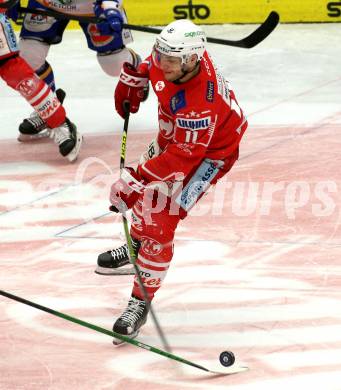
<box><xmin>49</xmin><ymin>117</ymin><xmax>82</xmax><ymax>162</ymax></box>
<box><xmin>18</xmin><ymin>88</ymin><xmax>65</xmax><ymax>141</ymax></box>
<box><xmin>80</xmin><ymin>16</ymin><xmax>150</xmax><ymax>106</ymax></box>
<box><xmin>19</xmin><ymin>38</ymin><xmax>56</xmax><ymax>89</ymax></box>
<box><xmin>1</xmin><ymin>54</ymin><xmax>82</xmax><ymax>161</ymax></box>
<box><xmin>17</xmin><ymin>2</ymin><xmax>70</xmax><ymax>139</ymax></box>
<box><xmin>80</xmin><ymin>19</ymin><xmax>141</xmax><ymax>74</ymax></box>
<box><xmin>18</xmin><ymin>39</ymin><xmax>60</xmax><ymax>140</ymax></box>
<box><xmin>0</xmin><ymin>13</ymin><xmax>81</xmax><ymax>162</ymax></box>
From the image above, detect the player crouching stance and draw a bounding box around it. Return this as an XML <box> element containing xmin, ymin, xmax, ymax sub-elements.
<box><xmin>98</xmin><ymin>19</ymin><xmax>248</xmax><ymax>340</ymax></box>
<box><xmin>0</xmin><ymin>7</ymin><xmax>82</xmax><ymax>161</ymax></box>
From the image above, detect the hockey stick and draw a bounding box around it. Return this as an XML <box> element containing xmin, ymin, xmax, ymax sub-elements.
<box><xmin>118</xmin><ymin>104</ymin><xmax>172</xmax><ymax>353</ymax></box>
<box><xmin>0</xmin><ymin>290</ymin><xmax>248</xmax><ymax>374</ymax></box>
<box><xmin>16</xmin><ymin>6</ymin><xmax>279</xmax><ymax>49</ymax></box>
<box><xmin>206</xmin><ymin>11</ymin><xmax>279</xmax><ymax>48</ymax></box>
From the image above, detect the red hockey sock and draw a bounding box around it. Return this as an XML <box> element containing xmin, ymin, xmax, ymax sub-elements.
<box><xmin>0</xmin><ymin>56</ymin><xmax>65</xmax><ymax>128</ymax></box>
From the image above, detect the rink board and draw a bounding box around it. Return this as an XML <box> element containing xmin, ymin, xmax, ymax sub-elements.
<box><xmin>12</xmin><ymin>0</ymin><xmax>341</xmax><ymax>32</ymax></box>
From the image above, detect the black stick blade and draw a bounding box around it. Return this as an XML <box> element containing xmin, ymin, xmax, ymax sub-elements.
<box><xmin>207</xmin><ymin>11</ymin><xmax>280</xmax><ymax>48</ymax></box>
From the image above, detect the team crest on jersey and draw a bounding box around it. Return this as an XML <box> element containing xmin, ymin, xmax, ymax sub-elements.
<box><xmin>176</xmin><ymin>116</ymin><xmax>211</xmax><ymax>130</ymax></box>
<box><xmin>170</xmin><ymin>90</ymin><xmax>186</xmax><ymax>114</ymax></box>
<box><xmin>155</xmin><ymin>81</ymin><xmax>165</xmax><ymax>91</ymax></box>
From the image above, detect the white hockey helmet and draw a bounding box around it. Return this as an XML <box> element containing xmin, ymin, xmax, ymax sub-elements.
<box><xmin>153</xmin><ymin>19</ymin><xmax>206</xmax><ymax>66</ymax></box>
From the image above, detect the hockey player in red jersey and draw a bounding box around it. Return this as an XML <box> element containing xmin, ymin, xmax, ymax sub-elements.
<box><xmin>97</xmin><ymin>19</ymin><xmax>248</xmax><ymax>339</ymax></box>
<box><xmin>0</xmin><ymin>3</ymin><xmax>82</xmax><ymax>161</ymax></box>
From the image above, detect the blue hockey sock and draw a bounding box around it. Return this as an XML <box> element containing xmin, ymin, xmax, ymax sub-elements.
<box><xmin>36</xmin><ymin>61</ymin><xmax>56</xmax><ymax>91</ymax></box>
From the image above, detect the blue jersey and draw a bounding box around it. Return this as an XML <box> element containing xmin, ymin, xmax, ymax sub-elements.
<box><xmin>20</xmin><ymin>0</ymin><xmax>133</xmax><ymax>53</ymax></box>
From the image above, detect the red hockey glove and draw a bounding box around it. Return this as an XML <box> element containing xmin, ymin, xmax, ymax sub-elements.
<box><xmin>109</xmin><ymin>167</ymin><xmax>145</xmax><ymax>213</ymax></box>
<box><xmin>114</xmin><ymin>62</ymin><xmax>149</xmax><ymax>119</ymax></box>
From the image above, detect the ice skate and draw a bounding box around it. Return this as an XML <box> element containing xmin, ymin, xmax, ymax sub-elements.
<box><xmin>18</xmin><ymin>89</ymin><xmax>66</xmax><ymax>142</ymax></box>
<box><xmin>95</xmin><ymin>238</ymin><xmax>140</xmax><ymax>275</ymax></box>
<box><xmin>112</xmin><ymin>295</ymin><xmax>149</xmax><ymax>345</ymax></box>
<box><xmin>50</xmin><ymin>118</ymin><xmax>82</xmax><ymax>162</ymax></box>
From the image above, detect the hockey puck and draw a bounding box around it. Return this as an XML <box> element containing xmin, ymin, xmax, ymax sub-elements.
<box><xmin>219</xmin><ymin>351</ymin><xmax>235</xmax><ymax>367</ymax></box>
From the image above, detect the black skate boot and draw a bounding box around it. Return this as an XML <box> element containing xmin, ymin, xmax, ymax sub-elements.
<box><xmin>50</xmin><ymin>118</ymin><xmax>82</xmax><ymax>162</ymax></box>
<box><xmin>113</xmin><ymin>295</ymin><xmax>149</xmax><ymax>344</ymax></box>
<box><xmin>18</xmin><ymin>89</ymin><xmax>66</xmax><ymax>141</ymax></box>
<box><xmin>95</xmin><ymin>238</ymin><xmax>140</xmax><ymax>275</ymax></box>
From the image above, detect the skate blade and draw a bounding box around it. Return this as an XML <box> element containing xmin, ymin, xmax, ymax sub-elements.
<box><xmin>17</xmin><ymin>130</ymin><xmax>51</xmax><ymax>142</ymax></box>
<box><xmin>113</xmin><ymin>331</ymin><xmax>139</xmax><ymax>346</ymax></box>
<box><xmin>67</xmin><ymin>133</ymin><xmax>83</xmax><ymax>162</ymax></box>
<box><xmin>95</xmin><ymin>266</ymin><xmax>135</xmax><ymax>275</ymax></box>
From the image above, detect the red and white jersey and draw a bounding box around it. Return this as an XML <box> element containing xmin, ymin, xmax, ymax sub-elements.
<box><xmin>138</xmin><ymin>51</ymin><xmax>247</xmax><ymax>183</ymax></box>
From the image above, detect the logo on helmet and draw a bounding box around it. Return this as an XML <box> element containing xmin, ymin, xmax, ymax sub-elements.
<box><xmin>184</xmin><ymin>31</ymin><xmax>206</xmax><ymax>38</ymax></box>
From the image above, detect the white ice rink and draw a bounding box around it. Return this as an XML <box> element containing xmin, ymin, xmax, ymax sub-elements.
<box><xmin>1</xmin><ymin>22</ymin><xmax>341</xmax><ymax>389</ymax></box>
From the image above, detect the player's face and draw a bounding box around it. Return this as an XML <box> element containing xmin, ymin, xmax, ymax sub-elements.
<box><xmin>152</xmin><ymin>49</ymin><xmax>183</xmax><ymax>81</ymax></box>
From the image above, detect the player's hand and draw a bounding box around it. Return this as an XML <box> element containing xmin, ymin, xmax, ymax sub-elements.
<box><xmin>115</xmin><ymin>62</ymin><xmax>149</xmax><ymax>119</ymax></box>
<box><xmin>109</xmin><ymin>167</ymin><xmax>145</xmax><ymax>213</ymax></box>
<box><xmin>94</xmin><ymin>0</ymin><xmax>123</xmax><ymax>35</ymax></box>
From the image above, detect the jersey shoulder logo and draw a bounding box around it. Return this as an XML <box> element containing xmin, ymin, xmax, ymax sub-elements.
<box><xmin>155</xmin><ymin>81</ymin><xmax>165</xmax><ymax>91</ymax></box>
